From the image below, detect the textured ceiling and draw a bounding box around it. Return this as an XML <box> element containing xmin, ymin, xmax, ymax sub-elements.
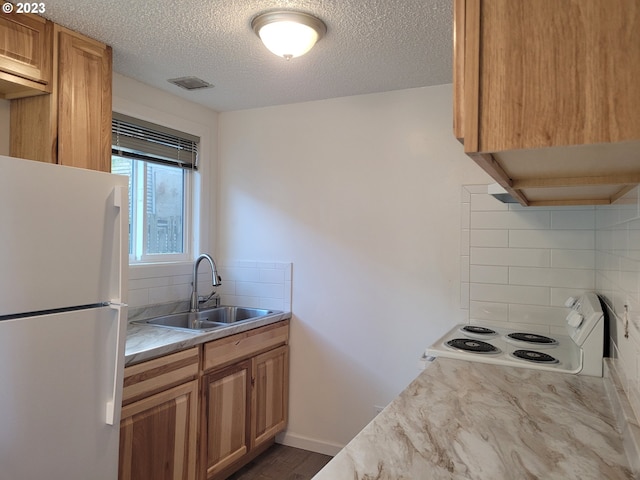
<box><xmin>43</xmin><ymin>0</ymin><xmax>453</xmax><ymax>112</ymax></box>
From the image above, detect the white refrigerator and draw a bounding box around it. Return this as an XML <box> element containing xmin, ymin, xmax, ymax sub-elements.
<box><xmin>0</xmin><ymin>155</ymin><xmax>128</xmax><ymax>480</ymax></box>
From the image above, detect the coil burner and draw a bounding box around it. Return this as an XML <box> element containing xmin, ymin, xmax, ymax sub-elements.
<box><xmin>446</xmin><ymin>338</ymin><xmax>500</xmax><ymax>354</ymax></box>
<box><xmin>461</xmin><ymin>325</ymin><xmax>496</xmax><ymax>336</ymax></box>
<box><xmin>512</xmin><ymin>349</ymin><xmax>559</xmax><ymax>364</ymax></box>
<box><xmin>507</xmin><ymin>332</ymin><xmax>558</xmax><ymax>345</ymax></box>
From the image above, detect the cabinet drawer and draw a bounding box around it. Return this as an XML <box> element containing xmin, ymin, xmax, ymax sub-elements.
<box><xmin>203</xmin><ymin>321</ymin><xmax>289</xmax><ymax>373</ymax></box>
<box><xmin>122</xmin><ymin>347</ymin><xmax>199</xmax><ymax>406</ymax></box>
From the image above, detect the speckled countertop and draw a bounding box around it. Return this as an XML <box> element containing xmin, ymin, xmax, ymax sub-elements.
<box><xmin>313</xmin><ymin>357</ymin><xmax>637</xmax><ymax>480</ymax></box>
<box><xmin>124</xmin><ymin>303</ymin><xmax>291</xmax><ymax>366</ymax></box>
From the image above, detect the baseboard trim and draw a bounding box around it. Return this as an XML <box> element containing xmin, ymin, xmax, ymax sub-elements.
<box><xmin>276</xmin><ymin>431</ymin><xmax>343</xmax><ymax>457</ymax></box>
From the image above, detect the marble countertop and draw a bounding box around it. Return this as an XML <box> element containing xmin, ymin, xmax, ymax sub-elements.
<box><xmin>313</xmin><ymin>357</ymin><xmax>634</xmax><ymax>480</ymax></box>
<box><xmin>125</xmin><ymin>309</ymin><xmax>291</xmax><ymax>366</ymax></box>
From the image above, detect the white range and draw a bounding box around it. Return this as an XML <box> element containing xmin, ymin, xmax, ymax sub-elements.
<box><xmin>426</xmin><ymin>292</ymin><xmax>605</xmax><ymax>376</ymax></box>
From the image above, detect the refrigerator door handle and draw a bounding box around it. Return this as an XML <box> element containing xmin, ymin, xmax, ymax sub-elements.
<box><xmin>106</xmin><ymin>302</ymin><xmax>127</xmax><ymax>425</ymax></box>
<box><xmin>111</xmin><ymin>185</ymin><xmax>127</xmax><ymax>305</ymax></box>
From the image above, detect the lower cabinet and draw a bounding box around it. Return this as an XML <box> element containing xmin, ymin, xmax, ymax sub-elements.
<box><xmin>202</xmin><ymin>361</ymin><xmax>252</xmax><ymax>477</ymax></box>
<box><xmin>119</xmin><ymin>347</ymin><xmax>200</xmax><ymax>480</ymax></box>
<box><xmin>119</xmin><ymin>381</ymin><xmax>199</xmax><ymax>480</ymax></box>
<box><xmin>119</xmin><ymin>321</ymin><xmax>289</xmax><ymax>480</ymax></box>
<box><xmin>252</xmin><ymin>345</ymin><xmax>289</xmax><ymax>449</ymax></box>
<box><xmin>201</xmin><ymin>321</ymin><xmax>290</xmax><ymax>480</ymax></box>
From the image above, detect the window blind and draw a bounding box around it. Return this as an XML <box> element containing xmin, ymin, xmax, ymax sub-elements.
<box><xmin>112</xmin><ymin>112</ymin><xmax>199</xmax><ymax>169</ymax></box>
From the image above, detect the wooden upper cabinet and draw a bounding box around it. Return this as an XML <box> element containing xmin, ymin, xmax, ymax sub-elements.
<box><xmin>57</xmin><ymin>28</ymin><xmax>112</xmax><ymax>171</ymax></box>
<box><xmin>0</xmin><ymin>12</ymin><xmax>52</xmax><ymax>98</ymax></box>
<box><xmin>454</xmin><ymin>0</ymin><xmax>640</xmax><ymax>206</ymax></box>
<box><xmin>10</xmin><ymin>23</ymin><xmax>112</xmax><ymax>172</ymax></box>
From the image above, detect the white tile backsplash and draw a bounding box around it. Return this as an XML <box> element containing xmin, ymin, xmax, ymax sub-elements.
<box><xmin>469</xmin><ymin>300</ymin><xmax>508</xmax><ymax>322</ymax></box>
<box><xmin>550</xmin><ymin>249</ymin><xmax>596</xmax><ymax>269</ymax></box>
<box><xmin>127</xmin><ymin>260</ymin><xmax>292</xmax><ymax>312</ymax></box>
<box><xmin>470</xmin><ymin>247</ymin><xmax>550</xmax><ymax>267</ymax></box>
<box><xmin>470</xmin><ymin>283</ymin><xmax>550</xmax><ymax>305</ymax></box>
<box><xmin>470</xmin><ymin>265</ymin><xmax>508</xmax><ymax>284</ymax></box>
<box><xmin>551</xmin><ymin>210</ymin><xmax>596</xmax><ymax>230</ymax></box>
<box><xmin>509</xmin><ymin>229</ymin><xmax>595</xmax><ymax>249</ymax></box>
<box><xmin>470</xmin><ymin>229</ymin><xmax>509</xmax><ymax>247</ymax></box>
<box><xmin>508</xmin><ymin>267</ymin><xmax>594</xmax><ymax>289</ymax></box>
<box><xmin>461</xmin><ymin>185</ymin><xmax>595</xmax><ymax>327</ymax></box>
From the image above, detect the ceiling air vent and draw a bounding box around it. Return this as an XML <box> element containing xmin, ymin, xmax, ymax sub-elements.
<box><xmin>168</xmin><ymin>76</ymin><xmax>214</xmax><ymax>90</ymax></box>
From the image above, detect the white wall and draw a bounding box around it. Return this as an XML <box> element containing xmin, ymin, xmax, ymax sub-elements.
<box><xmin>217</xmin><ymin>85</ymin><xmax>491</xmax><ymax>453</ymax></box>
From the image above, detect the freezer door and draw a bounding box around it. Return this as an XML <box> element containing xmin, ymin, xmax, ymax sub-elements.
<box><xmin>0</xmin><ymin>155</ymin><xmax>128</xmax><ymax>316</ymax></box>
<box><xmin>0</xmin><ymin>305</ymin><xmax>126</xmax><ymax>480</ymax></box>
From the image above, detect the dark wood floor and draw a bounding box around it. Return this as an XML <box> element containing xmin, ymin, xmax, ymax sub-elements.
<box><xmin>226</xmin><ymin>444</ymin><xmax>333</xmax><ymax>480</ymax></box>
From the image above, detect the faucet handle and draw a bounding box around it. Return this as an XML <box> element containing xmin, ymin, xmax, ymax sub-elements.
<box><xmin>199</xmin><ymin>290</ymin><xmax>220</xmax><ymax>307</ymax></box>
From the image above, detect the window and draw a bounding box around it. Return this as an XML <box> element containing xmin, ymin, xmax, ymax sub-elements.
<box><xmin>111</xmin><ymin>113</ymin><xmax>199</xmax><ymax>263</ymax></box>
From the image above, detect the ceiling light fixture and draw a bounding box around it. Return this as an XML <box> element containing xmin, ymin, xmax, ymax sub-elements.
<box><xmin>251</xmin><ymin>10</ymin><xmax>326</xmax><ymax>60</ymax></box>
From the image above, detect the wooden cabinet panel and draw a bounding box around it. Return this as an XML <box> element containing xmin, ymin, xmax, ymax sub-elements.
<box><xmin>119</xmin><ymin>380</ymin><xmax>199</xmax><ymax>480</ymax></box>
<box><xmin>203</xmin><ymin>361</ymin><xmax>251</xmax><ymax>478</ymax></box>
<box><xmin>252</xmin><ymin>345</ymin><xmax>289</xmax><ymax>449</ymax></box>
<box><xmin>122</xmin><ymin>347</ymin><xmax>199</xmax><ymax>406</ymax></box>
<box><xmin>203</xmin><ymin>321</ymin><xmax>289</xmax><ymax>373</ymax></box>
<box><xmin>201</xmin><ymin>320</ymin><xmax>290</xmax><ymax>480</ymax></box>
<box><xmin>57</xmin><ymin>28</ymin><xmax>112</xmax><ymax>171</ymax></box>
<box><xmin>9</xmin><ymin>23</ymin><xmax>112</xmax><ymax>172</ymax></box>
<box><xmin>454</xmin><ymin>0</ymin><xmax>640</xmax><ymax>206</ymax></box>
<box><xmin>0</xmin><ymin>12</ymin><xmax>52</xmax><ymax>98</ymax></box>
<box><xmin>465</xmin><ymin>0</ymin><xmax>640</xmax><ymax>153</ymax></box>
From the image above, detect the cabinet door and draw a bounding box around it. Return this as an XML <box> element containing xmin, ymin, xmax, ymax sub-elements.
<box><xmin>203</xmin><ymin>361</ymin><xmax>251</xmax><ymax>479</ymax></box>
<box><xmin>57</xmin><ymin>27</ymin><xmax>112</xmax><ymax>171</ymax></box>
<box><xmin>119</xmin><ymin>380</ymin><xmax>199</xmax><ymax>480</ymax></box>
<box><xmin>0</xmin><ymin>12</ymin><xmax>52</xmax><ymax>98</ymax></box>
<box><xmin>251</xmin><ymin>345</ymin><xmax>289</xmax><ymax>449</ymax></box>
<box><xmin>462</xmin><ymin>0</ymin><xmax>640</xmax><ymax>153</ymax></box>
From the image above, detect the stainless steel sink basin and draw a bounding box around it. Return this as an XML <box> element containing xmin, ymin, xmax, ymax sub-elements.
<box><xmin>133</xmin><ymin>306</ymin><xmax>280</xmax><ymax>332</ymax></box>
<box><xmin>201</xmin><ymin>306</ymin><xmax>273</xmax><ymax>324</ymax></box>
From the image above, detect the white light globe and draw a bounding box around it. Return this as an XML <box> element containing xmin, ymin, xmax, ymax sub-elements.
<box><xmin>252</xmin><ymin>11</ymin><xmax>326</xmax><ymax>60</ymax></box>
<box><xmin>258</xmin><ymin>21</ymin><xmax>319</xmax><ymax>59</ymax></box>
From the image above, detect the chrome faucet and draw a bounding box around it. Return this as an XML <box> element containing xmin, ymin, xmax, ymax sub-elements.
<box><xmin>190</xmin><ymin>253</ymin><xmax>222</xmax><ymax>312</ymax></box>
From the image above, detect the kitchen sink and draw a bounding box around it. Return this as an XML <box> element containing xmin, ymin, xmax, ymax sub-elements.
<box><xmin>133</xmin><ymin>306</ymin><xmax>280</xmax><ymax>332</ymax></box>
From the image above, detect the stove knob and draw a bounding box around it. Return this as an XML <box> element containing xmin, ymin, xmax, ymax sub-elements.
<box><xmin>567</xmin><ymin>311</ymin><xmax>583</xmax><ymax>328</ymax></box>
<box><xmin>564</xmin><ymin>297</ymin><xmax>578</xmax><ymax>308</ymax></box>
